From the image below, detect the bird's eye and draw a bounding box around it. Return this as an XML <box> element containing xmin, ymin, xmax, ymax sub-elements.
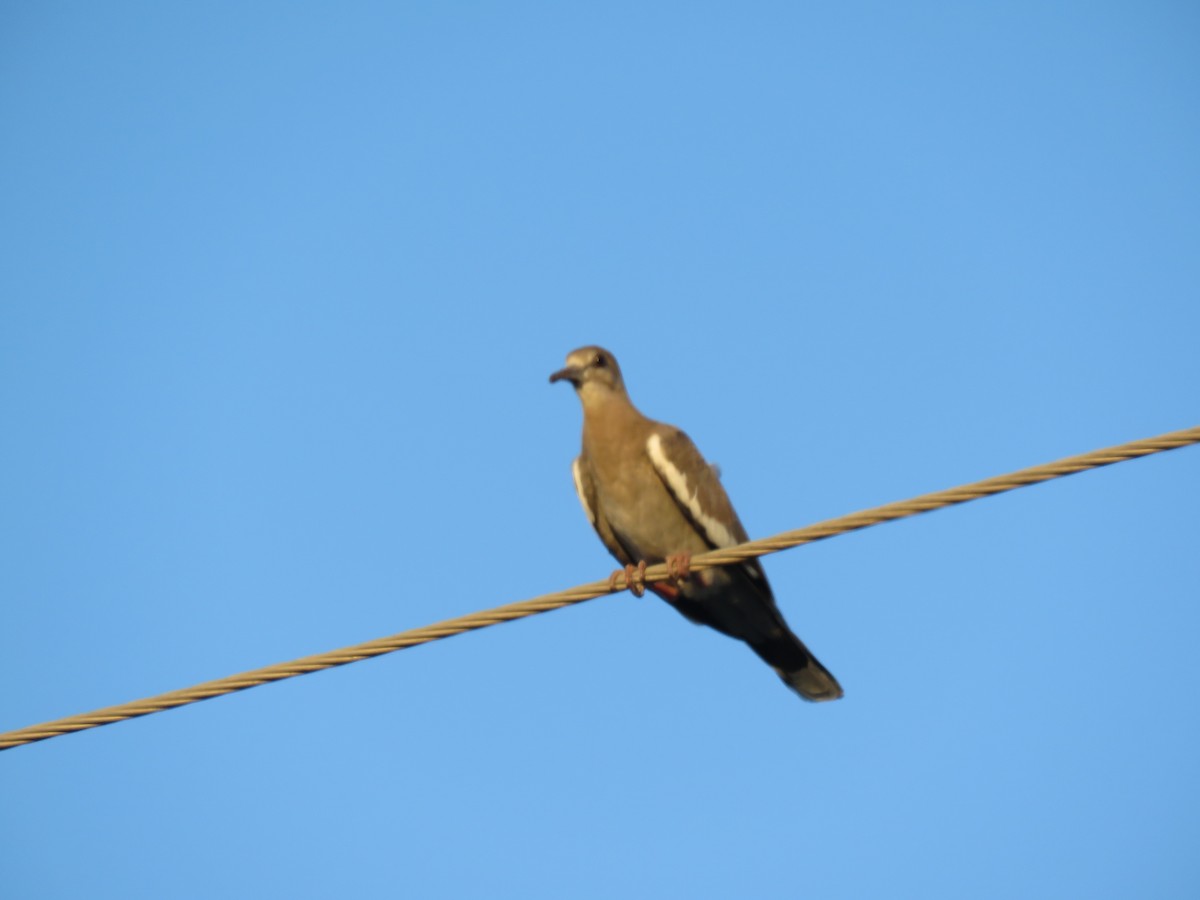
<box><xmin>593</xmin><ymin>354</ymin><xmax>606</xmax><ymax>367</ymax></box>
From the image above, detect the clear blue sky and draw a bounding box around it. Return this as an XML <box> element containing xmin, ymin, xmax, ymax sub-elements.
<box><xmin>2</xmin><ymin>3</ymin><xmax>1198</xmax><ymax>897</ymax></box>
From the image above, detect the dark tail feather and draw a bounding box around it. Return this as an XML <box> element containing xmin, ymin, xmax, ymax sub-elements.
<box><xmin>749</xmin><ymin>633</ymin><xmax>843</xmax><ymax>702</ymax></box>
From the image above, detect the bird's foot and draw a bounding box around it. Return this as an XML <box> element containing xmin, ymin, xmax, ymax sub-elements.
<box><xmin>608</xmin><ymin>561</ymin><xmax>647</xmax><ymax>597</ymax></box>
<box><xmin>666</xmin><ymin>552</ymin><xmax>692</xmax><ymax>583</ymax></box>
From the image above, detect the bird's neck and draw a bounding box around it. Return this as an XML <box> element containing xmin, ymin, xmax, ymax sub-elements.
<box><xmin>580</xmin><ymin>389</ymin><xmax>648</xmax><ymax>457</ymax></box>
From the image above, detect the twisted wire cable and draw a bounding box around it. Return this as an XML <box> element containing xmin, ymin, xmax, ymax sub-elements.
<box><xmin>2</xmin><ymin>425</ymin><xmax>1196</xmax><ymax>752</ymax></box>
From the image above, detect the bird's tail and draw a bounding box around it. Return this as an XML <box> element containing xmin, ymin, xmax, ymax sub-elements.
<box><xmin>749</xmin><ymin>633</ymin><xmax>843</xmax><ymax>702</ymax></box>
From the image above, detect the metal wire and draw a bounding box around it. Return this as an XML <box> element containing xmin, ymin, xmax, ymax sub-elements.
<box><xmin>2</xmin><ymin>425</ymin><xmax>1197</xmax><ymax>752</ymax></box>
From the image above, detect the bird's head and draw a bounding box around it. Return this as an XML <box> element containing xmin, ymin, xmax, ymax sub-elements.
<box><xmin>549</xmin><ymin>346</ymin><xmax>627</xmax><ymax>397</ymax></box>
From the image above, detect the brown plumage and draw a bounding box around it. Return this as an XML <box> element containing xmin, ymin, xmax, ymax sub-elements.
<box><xmin>550</xmin><ymin>345</ymin><xmax>842</xmax><ymax>702</ymax></box>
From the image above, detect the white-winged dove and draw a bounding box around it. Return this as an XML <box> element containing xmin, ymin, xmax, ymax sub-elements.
<box><xmin>551</xmin><ymin>346</ymin><xmax>843</xmax><ymax>702</ymax></box>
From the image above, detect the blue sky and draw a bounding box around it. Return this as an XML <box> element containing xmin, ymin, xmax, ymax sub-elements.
<box><xmin>2</xmin><ymin>3</ymin><xmax>1198</xmax><ymax>897</ymax></box>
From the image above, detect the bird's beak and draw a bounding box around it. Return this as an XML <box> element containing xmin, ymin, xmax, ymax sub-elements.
<box><xmin>549</xmin><ymin>365</ymin><xmax>583</xmax><ymax>386</ymax></box>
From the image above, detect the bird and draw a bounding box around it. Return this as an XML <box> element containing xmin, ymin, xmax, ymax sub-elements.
<box><xmin>550</xmin><ymin>345</ymin><xmax>843</xmax><ymax>702</ymax></box>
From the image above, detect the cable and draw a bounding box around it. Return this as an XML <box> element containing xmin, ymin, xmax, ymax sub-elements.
<box><xmin>1</xmin><ymin>425</ymin><xmax>1197</xmax><ymax>751</ymax></box>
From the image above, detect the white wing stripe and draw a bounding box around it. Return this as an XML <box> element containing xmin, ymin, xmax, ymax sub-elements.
<box><xmin>571</xmin><ymin>458</ymin><xmax>596</xmax><ymax>525</ymax></box>
<box><xmin>646</xmin><ymin>433</ymin><xmax>738</xmax><ymax>549</ymax></box>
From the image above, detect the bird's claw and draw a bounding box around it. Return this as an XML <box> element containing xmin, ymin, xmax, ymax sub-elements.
<box><xmin>666</xmin><ymin>553</ymin><xmax>692</xmax><ymax>583</ymax></box>
<box><xmin>608</xmin><ymin>561</ymin><xmax>647</xmax><ymax>597</ymax></box>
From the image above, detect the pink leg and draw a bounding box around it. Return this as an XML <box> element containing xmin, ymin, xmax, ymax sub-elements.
<box><xmin>666</xmin><ymin>552</ymin><xmax>692</xmax><ymax>583</ymax></box>
<box><xmin>608</xmin><ymin>561</ymin><xmax>647</xmax><ymax>597</ymax></box>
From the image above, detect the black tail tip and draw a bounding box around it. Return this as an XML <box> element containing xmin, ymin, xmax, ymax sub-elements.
<box><xmin>776</xmin><ymin>665</ymin><xmax>844</xmax><ymax>702</ymax></box>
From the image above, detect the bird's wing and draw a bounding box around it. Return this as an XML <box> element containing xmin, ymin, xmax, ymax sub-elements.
<box><xmin>645</xmin><ymin>432</ymin><xmax>842</xmax><ymax>701</ymax></box>
<box><xmin>572</xmin><ymin>455</ymin><xmax>635</xmax><ymax>567</ymax></box>
<box><xmin>645</xmin><ymin>428</ymin><xmax>770</xmax><ymax>585</ymax></box>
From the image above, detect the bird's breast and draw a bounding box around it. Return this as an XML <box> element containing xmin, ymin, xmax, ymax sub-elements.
<box><xmin>584</xmin><ymin>438</ymin><xmax>711</xmax><ymax>562</ymax></box>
